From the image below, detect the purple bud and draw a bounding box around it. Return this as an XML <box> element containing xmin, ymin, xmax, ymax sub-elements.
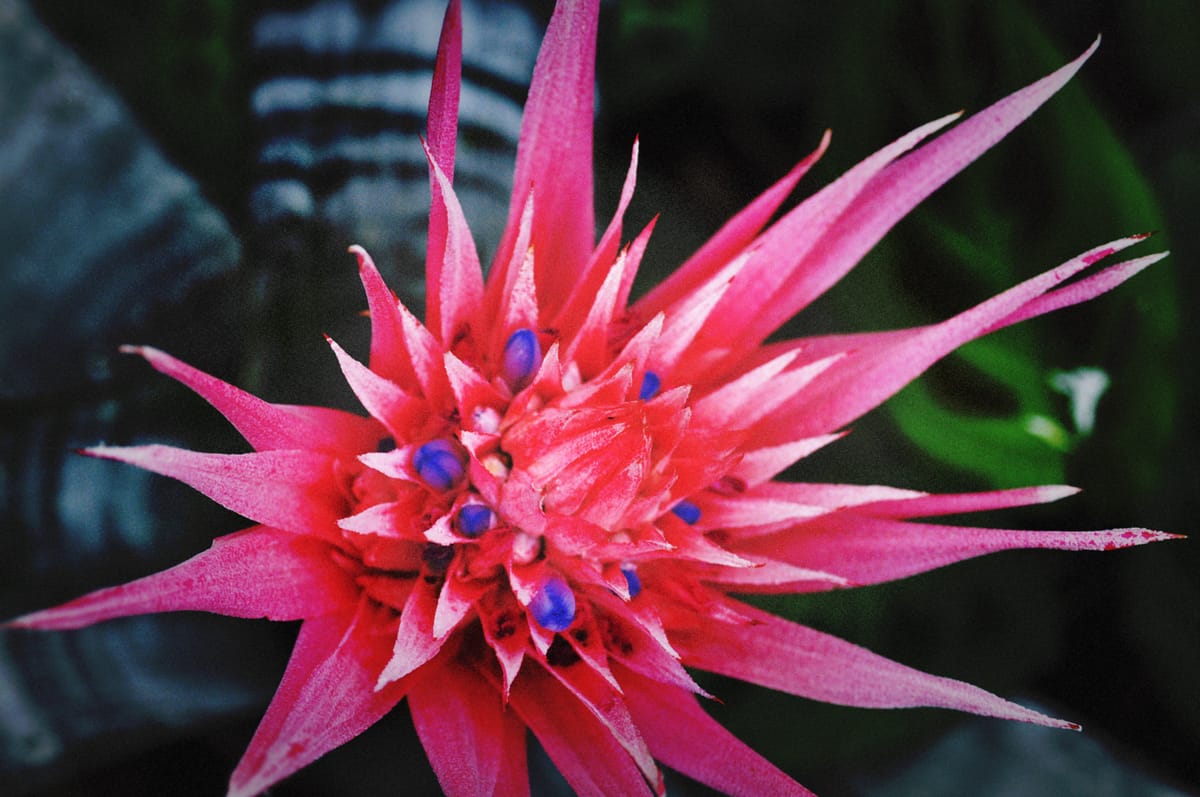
<box><xmin>638</xmin><ymin>371</ymin><xmax>661</xmax><ymax>400</ymax></box>
<box><xmin>620</xmin><ymin>564</ymin><xmax>642</xmax><ymax>598</ymax></box>
<box><xmin>530</xmin><ymin>575</ymin><xmax>576</xmax><ymax>632</ymax></box>
<box><xmin>501</xmin><ymin>328</ymin><xmax>541</xmax><ymax>391</ymax></box>
<box><xmin>454</xmin><ymin>504</ymin><xmax>494</xmax><ymax>538</ymax></box>
<box><xmin>671</xmin><ymin>500</ymin><xmax>701</xmax><ymax>525</ymax></box>
<box><xmin>413</xmin><ymin>438</ymin><xmax>467</xmax><ymax>491</ymax></box>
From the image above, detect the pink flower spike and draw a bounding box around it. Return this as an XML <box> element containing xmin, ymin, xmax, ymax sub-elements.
<box><xmin>85</xmin><ymin>445</ymin><xmax>347</xmax><ymax>541</ymax></box>
<box><xmin>772</xmin><ymin>236</ymin><xmax>1158</xmax><ymax>439</ymax></box>
<box><xmin>989</xmin><ymin>249</ymin><xmax>1168</xmax><ymax>332</ymax></box>
<box><xmin>16</xmin><ymin>12</ymin><xmax>1174</xmax><ymax>797</ymax></box>
<box><xmin>854</xmin><ymin>484</ymin><xmax>1082</xmax><ymax>518</ymax></box>
<box><xmin>423</xmin><ymin>137</ymin><xmax>484</xmax><ymax>348</ymax></box>
<box><xmin>425</xmin><ymin>0</ymin><xmax>462</xmax><ymax>179</ymax></box>
<box><xmin>123</xmin><ymin>344</ymin><xmax>383</xmax><ymax>455</ymax></box>
<box><xmin>7</xmin><ymin>527</ymin><xmax>357</xmax><ymax>630</ymax></box>
<box><xmin>376</xmin><ymin>575</ymin><xmax>447</xmax><ymax>690</ymax></box>
<box><xmin>352</xmin><ymin>244</ymin><xmax>413</xmax><ymax>390</ymax></box>
<box><xmin>677</xmin><ymin>599</ymin><xmax>1079</xmax><ymax>730</ymax></box>
<box><xmin>326</xmin><ymin>335</ymin><xmax>427</xmax><ymax>438</ymax></box>
<box><xmin>493</xmin><ymin>0</ymin><xmax>599</xmax><ymax>316</ymax></box>
<box><xmin>509</xmin><ymin>666</ymin><xmax>656</xmax><ymax>797</ymax></box>
<box><xmin>688</xmin><ymin>111</ymin><xmax>964</xmax><ymax>364</ymax></box>
<box><xmin>423</xmin><ymin>0</ymin><xmax>463</xmax><ymax>343</ymax></box>
<box><xmin>620</xmin><ymin>665</ymin><xmax>815</xmax><ymax>797</ymax></box>
<box><xmin>634</xmin><ymin>130</ymin><xmax>830</xmax><ymax>325</ymax></box>
<box><xmin>229</xmin><ymin>601</ymin><xmax>407</xmax><ymax>797</ymax></box>
<box><xmin>408</xmin><ymin>658</ymin><xmax>510</xmax><ymax>797</ymax></box>
<box><xmin>710</xmin><ymin>38</ymin><xmax>1102</xmax><ymax>356</ymax></box>
<box><xmin>736</xmin><ymin>514</ymin><xmax>1183</xmax><ymax>589</ymax></box>
<box><xmin>554</xmin><ymin>138</ymin><xmax>641</xmax><ymax>338</ymax></box>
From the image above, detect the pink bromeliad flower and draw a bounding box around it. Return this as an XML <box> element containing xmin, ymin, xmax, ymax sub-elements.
<box><xmin>7</xmin><ymin>1</ymin><xmax>1178</xmax><ymax>795</ymax></box>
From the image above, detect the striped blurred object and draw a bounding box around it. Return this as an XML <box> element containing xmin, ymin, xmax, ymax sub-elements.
<box><xmin>0</xmin><ymin>1</ymin><xmax>541</xmax><ymax>793</ymax></box>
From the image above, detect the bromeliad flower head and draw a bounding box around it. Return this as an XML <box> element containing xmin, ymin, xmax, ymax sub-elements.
<box><xmin>7</xmin><ymin>1</ymin><xmax>1179</xmax><ymax>795</ymax></box>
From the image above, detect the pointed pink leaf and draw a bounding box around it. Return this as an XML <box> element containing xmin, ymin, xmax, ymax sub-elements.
<box><xmin>426</xmin><ymin>0</ymin><xmax>461</xmax><ymax>179</ymax></box>
<box><xmin>479</xmin><ymin>589</ymin><xmax>529</xmax><ymax>698</ymax></box>
<box><xmin>358</xmin><ymin>444</ymin><xmax>420</xmax><ymax>483</ymax></box>
<box><xmin>738</xmin><ymin>513</ymin><xmax>1182</xmax><ymax>588</ymax></box>
<box><xmin>395</xmin><ymin>295</ymin><xmax>454</xmax><ymax>410</ymax></box>
<box><xmin>588</xmin><ymin>591</ymin><xmax>709</xmax><ymax>698</ymax></box>
<box><xmin>228</xmin><ymin>600</ymin><xmax>406</xmax><ymax>797</ymax></box>
<box><xmin>634</xmin><ymin>130</ymin><xmax>830</xmax><ymax>324</ymax></box>
<box><xmin>493</xmin><ymin>0</ymin><xmax>599</xmax><ymax>316</ymax></box>
<box><xmin>432</xmin><ymin>570</ymin><xmax>483</xmax><ymax>639</ymax></box>
<box><xmin>577</xmin><ymin>445</ymin><xmax>647</xmax><ymax>530</ymax></box>
<box><xmin>86</xmin><ymin>445</ymin><xmax>346</xmax><ymax>540</ymax></box>
<box><xmin>125</xmin><ymin>345</ymin><xmax>382</xmax><ymax>455</ymax></box>
<box><xmin>559</xmin><ymin>602</ymin><xmax>623</xmax><ymax>691</ymax></box>
<box><xmin>708</xmin><ymin>41</ymin><xmax>1101</xmax><ymax>356</ymax></box>
<box><xmin>774</xmin><ymin>236</ymin><xmax>1153</xmax><ymax>438</ymax></box>
<box><xmin>690</xmin><ymin>349</ymin><xmax>799</xmax><ymax>428</ymax></box>
<box><xmin>423</xmin><ymin>0</ymin><xmax>463</xmax><ymax>343</ymax></box>
<box><xmin>646</xmin><ymin>252</ymin><xmax>745</xmax><ymax>380</ymax></box>
<box><xmin>700</xmin><ymin>556</ymin><xmax>850</xmax><ymax>592</ymax></box>
<box><xmin>339</xmin><ymin>499</ymin><xmax>418</xmax><ymax>541</ymax></box>
<box><xmin>485</xmin><ymin>186</ymin><xmax>536</xmax><ymax>343</ymax></box>
<box><xmin>676</xmin><ymin>599</ymin><xmax>1078</xmax><ymax>729</ymax></box>
<box><xmin>8</xmin><ymin>527</ymin><xmax>357</xmax><ymax>630</ymax></box>
<box><xmin>491</xmin><ymin>705</ymin><xmax>531</xmax><ymax>797</ymax></box>
<box><xmin>327</xmin><ymin>336</ymin><xmax>428</xmax><ymax>438</ymax></box>
<box><xmin>732</xmin><ymin>433</ymin><xmax>845</xmax><ymax>486</ymax></box>
<box><xmin>694</xmin><ymin>493</ymin><xmax>828</xmax><ymax>532</ymax></box>
<box><xmin>688</xmin><ymin>112</ymin><xmax>961</xmax><ymax>363</ymax></box>
<box><xmin>443</xmin><ymin>350</ymin><xmax>506</xmax><ymax>424</ymax></box>
<box><xmin>424</xmin><ymin>140</ymin><xmax>484</xmax><ymax>347</ymax></box>
<box><xmin>728</xmin><ymin>353</ymin><xmax>844</xmax><ymax>428</ymax></box>
<box><xmin>536</xmin><ymin>648</ymin><xmax>661</xmax><ymax>787</ymax></box>
<box><xmin>747</xmin><ymin>481</ymin><xmax>925</xmax><ymax>509</ymax></box>
<box><xmin>554</xmin><ymin>138</ymin><xmax>640</xmax><ymax>337</ymax></box>
<box><xmin>596</xmin><ymin>312</ymin><xmax>663</xmax><ymax>391</ymax></box>
<box><xmin>376</xmin><ymin>573</ymin><xmax>447</xmax><ymax>688</ymax></box>
<box><xmin>407</xmin><ymin>656</ymin><xmax>510</xmax><ymax>797</ymax></box>
<box><xmin>508</xmin><ymin>664</ymin><xmax>655</xmax><ymax>797</ymax></box>
<box><xmin>352</xmin><ymin>245</ymin><xmax>418</xmax><ymax>392</ymax></box>
<box><xmin>657</xmin><ymin>514</ymin><xmax>757</xmax><ymax>569</ymax></box>
<box><xmin>615</xmin><ymin>215</ymin><xmax>657</xmax><ymax>314</ymax></box>
<box><xmin>619</xmin><ymin>665</ymin><xmax>815</xmax><ymax>797</ymax></box>
<box><xmin>563</xmin><ymin>249</ymin><xmax>631</xmax><ymax>378</ymax></box>
<box><xmin>987</xmin><ymin>249</ymin><xmax>1167</xmax><ymax>332</ymax></box>
<box><xmin>854</xmin><ymin>484</ymin><xmax>1081</xmax><ymax>518</ymax></box>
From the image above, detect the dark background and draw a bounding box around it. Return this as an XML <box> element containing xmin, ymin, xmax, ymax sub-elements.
<box><xmin>2</xmin><ymin>1</ymin><xmax>1196</xmax><ymax>794</ymax></box>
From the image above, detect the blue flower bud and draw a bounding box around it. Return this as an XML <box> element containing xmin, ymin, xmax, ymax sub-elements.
<box><xmin>501</xmin><ymin>328</ymin><xmax>541</xmax><ymax>391</ymax></box>
<box><xmin>454</xmin><ymin>504</ymin><xmax>494</xmax><ymax>538</ymax></box>
<box><xmin>671</xmin><ymin>500</ymin><xmax>701</xmax><ymax>525</ymax></box>
<box><xmin>620</xmin><ymin>564</ymin><xmax>642</xmax><ymax>598</ymax></box>
<box><xmin>638</xmin><ymin>371</ymin><xmax>661</xmax><ymax>400</ymax></box>
<box><xmin>413</xmin><ymin>438</ymin><xmax>467</xmax><ymax>491</ymax></box>
<box><xmin>530</xmin><ymin>575</ymin><xmax>576</xmax><ymax>632</ymax></box>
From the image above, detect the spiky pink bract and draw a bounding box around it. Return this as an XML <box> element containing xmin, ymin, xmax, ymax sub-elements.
<box><xmin>7</xmin><ymin>3</ymin><xmax>1178</xmax><ymax>795</ymax></box>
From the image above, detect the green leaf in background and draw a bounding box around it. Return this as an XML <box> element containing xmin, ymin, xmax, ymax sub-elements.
<box><xmin>890</xmin><ymin>339</ymin><xmax>1070</xmax><ymax>488</ymax></box>
<box><xmin>884</xmin><ymin>1</ymin><xmax>1176</xmax><ymax>495</ymax></box>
